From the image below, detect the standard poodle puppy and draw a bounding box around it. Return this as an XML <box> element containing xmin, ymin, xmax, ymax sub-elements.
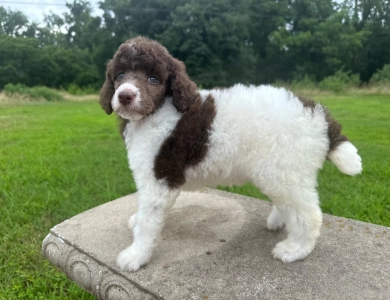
<box><xmin>99</xmin><ymin>36</ymin><xmax>362</xmax><ymax>271</ymax></box>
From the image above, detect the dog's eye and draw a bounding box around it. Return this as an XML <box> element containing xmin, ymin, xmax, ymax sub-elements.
<box><xmin>148</xmin><ymin>76</ymin><xmax>159</xmax><ymax>84</ymax></box>
<box><xmin>116</xmin><ymin>73</ymin><xmax>125</xmax><ymax>81</ymax></box>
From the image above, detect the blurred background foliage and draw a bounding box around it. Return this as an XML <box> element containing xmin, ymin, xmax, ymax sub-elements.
<box><xmin>1</xmin><ymin>0</ymin><xmax>390</xmax><ymax>90</ymax></box>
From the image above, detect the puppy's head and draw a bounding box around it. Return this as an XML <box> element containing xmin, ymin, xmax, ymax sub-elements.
<box><xmin>99</xmin><ymin>37</ymin><xmax>198</xmax><ymax>120</ymax></box>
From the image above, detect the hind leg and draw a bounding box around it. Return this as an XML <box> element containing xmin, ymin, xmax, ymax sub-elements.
<box><xmin>268</xmin><ymin>189</ymin><xmax>322</xmax><ymax>263</ymax></box>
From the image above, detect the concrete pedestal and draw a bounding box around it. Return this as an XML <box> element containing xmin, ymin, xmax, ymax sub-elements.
<box><xmin>42</xmin><ymin>189</ymin><xmax>390</xmax><ymax>299</ymax></box>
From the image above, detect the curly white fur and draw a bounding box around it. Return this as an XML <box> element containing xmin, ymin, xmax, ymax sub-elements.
<box><xmin>115</xmin><ymin>83</ymin><xmax>362</xmax><ymax>271</ymax></box>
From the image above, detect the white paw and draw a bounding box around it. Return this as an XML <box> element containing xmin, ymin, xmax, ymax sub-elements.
<box><xmin>128</xmin><ymin>214</ymin><xmax>137</xmax><ymax>229</ymax></box>
<box><xmin>266</xmin><ymin>206</ymin><xmax>284</xmax><ymax>231</ymax></box>
<box><xmin>272</xmin><ymin>239</ymin><xmax>314</xmax><ymax>263</ymax></box>
<box><xmin>116</xmin><ymin>245</ymin><xmax>151</xmax><ymax>272</ymax></box>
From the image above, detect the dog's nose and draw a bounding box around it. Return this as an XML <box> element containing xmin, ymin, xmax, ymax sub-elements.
<box><xmin>118</xmin><ymin>89</ymin><xmax>136</xmax><ymax>105</ymax></box>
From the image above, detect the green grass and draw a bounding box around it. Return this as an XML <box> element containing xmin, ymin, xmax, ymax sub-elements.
<box><xmin>0</xmin><ymin>94</ymin><xmax>389</xmax><ymax>299</ymax></box>
<box><xmin>0</xmin><ymin>101</ymin><xmax>132</xmax><ymax>299</ymax></box>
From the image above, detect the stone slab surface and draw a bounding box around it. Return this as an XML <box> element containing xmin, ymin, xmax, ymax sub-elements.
<box><xmin>42</xmin><ymin>189</ymin><xmax>390</xmax><ymax>300</ymax></box>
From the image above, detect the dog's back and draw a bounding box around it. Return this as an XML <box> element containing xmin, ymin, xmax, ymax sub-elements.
<box><xmin>183</xmin><ymin>84</ymin><xmax>361</xmax><ymax>190</ymax></box>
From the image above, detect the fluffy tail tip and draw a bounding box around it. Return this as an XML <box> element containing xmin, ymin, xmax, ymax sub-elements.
<box><xmin>328</xmin><ymin>141</ymin><xmax>362</xmax><ymax>176</ymax></box>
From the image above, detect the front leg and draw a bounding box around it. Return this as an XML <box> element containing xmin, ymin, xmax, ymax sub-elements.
<box><xmin>117</xmin><ymin>187</ymin><xmax>180</xmax><ymax>272</ymax></box>
<box><xmin>128</xmin><ymin>191</ymin><xmax>178</xmax><ymax>230</ymax></box>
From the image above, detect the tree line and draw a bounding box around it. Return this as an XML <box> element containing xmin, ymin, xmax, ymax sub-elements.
<box><xmin>0</xmin><ymin>0</ymin><xmax>389</xmax><ymax>90</ymax></box>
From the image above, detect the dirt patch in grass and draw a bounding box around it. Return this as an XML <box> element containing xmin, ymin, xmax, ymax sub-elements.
<box><xmin>0</xmin><ymin>91</ymin><xmax>97</xmax><ymax>103</ymax></box>
<box><xmin>0</xmin><ymin>92</ymin><xmax>45</xmax><ymax>103</ymax></box>
<box><xmin>60</xmin><ymin>92</ymin><xmax>98</xmax><ymax>101</ymax></box>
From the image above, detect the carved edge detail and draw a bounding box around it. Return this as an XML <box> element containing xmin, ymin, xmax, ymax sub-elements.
<box><xmin>42</xmin><ymin>232</ymin><xmax>157</xmax><ymax>300</ymax></box>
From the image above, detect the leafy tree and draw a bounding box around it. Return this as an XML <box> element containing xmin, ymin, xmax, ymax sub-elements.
<box><xmin>0</xmin><ymin>35</ymin><xmax>99</xmax><ymax>89</ymax></box>
<box><xmin>63</xmin><ymin>0</ymin><xmax>102</xmax><ymax>50</ymax></box>
<box><xmin>370</xmin><ymin>64</ymin><xmax>390</xmax><ymax>83</ymax></box>
<box><xmin>42</xmin><ymin>1</ymin><xmax>108</xmax><ymax>81</ymax></box>
<box><xmin>43</xmin><ymin>11</ymin><xmax>66</xmax><ymax>46</ymax></box>
<box><xmin>1</xmin><ymin>0</ymin><xmax>390</xmax><ymax>88</ymax></box>
<box><xmin>266</xmin><ymin>0</ymin><xmax>369</xmax><ymax>82</ymax></box>
<box><xmin>350</xmin><ymin>0</ymin><xmax>390</xmax><ymax>81</ymax></box>
<box><xmin>0</xmin><ymin>7</ymin><xmax>28</xmax><ymax>36</ymax></box>
<box><xmin>156</xmin><ymin>0</ymin><xmax>256</xmax><ymax>87</ymax></box>
<box><xmin>98</xmin><ymin>0</ymin><xmax>257</xmax><ymax>87</ymax></box>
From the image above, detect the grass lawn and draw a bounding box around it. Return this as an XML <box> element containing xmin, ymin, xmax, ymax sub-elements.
<box><xmin>0</xmin><ymin>94</ymin><xmax>389</xmax><ymax>299</ymax></box>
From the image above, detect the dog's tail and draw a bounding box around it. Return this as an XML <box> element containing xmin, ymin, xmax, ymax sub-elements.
<box><xmin>325</xmin><ymin>110</ymin><xmax>362</xmax><ymax>176</ymax></box>
<box><xmin>328</xmin><ymin>141</ymin><xmax>362</xmax><ymax>175</ymax></box>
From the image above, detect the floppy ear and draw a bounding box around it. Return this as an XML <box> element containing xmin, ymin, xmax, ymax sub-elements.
<box><xmin>99</xmin><ymin>60</ymin><xmax>114</xmax><ymax>115</ymax></box>
<box><xmin>168</xmin><ymin>57</ymin><xmax>199</xmax><ymax>112</ymax></box>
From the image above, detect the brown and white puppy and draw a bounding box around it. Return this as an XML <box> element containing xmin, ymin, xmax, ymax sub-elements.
<box><xmin>100</xmin><ymin>36</ymin><xmax>362</xmax><ymax>271</ymax></box>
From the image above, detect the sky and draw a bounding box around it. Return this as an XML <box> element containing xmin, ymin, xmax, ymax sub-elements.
<box><xmin>0</xmin><ymin>0</ymin><xmax>102</xmax><ymax>24</ymax></box>
<box><xmin>1</xmin><ymin>0</ymin><xmax>347</xmax><ymax>25</ymax></box>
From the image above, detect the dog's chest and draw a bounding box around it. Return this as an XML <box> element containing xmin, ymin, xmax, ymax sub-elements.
<box><xmin>123</xmin><ymin>101</ymin><xmax>182</xmax><ymax>172</ymax></box>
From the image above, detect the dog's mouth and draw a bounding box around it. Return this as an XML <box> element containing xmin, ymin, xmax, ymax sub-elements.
<box><xmin>112</xmin><ymin>83</ymin><xmax>150</xmax><ymax>121</ymax></box>
<box><xmin>112</xmin><ymin>100</ymin><xmax>148</xmax><ymax>121</ymax></box>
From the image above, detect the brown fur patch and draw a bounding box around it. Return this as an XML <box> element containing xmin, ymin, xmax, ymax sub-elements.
<box><xmin>99</xmin><ymin>60</ymin><xmax>115</xmax><ymax>114</ymax></box>
<box><xmin>166</xmin><ymin>58</ymin><xmax>199</xmax><ymax>112</ymax></box>
<box><xmin>296</xmin><ymin>94</ymin><xmax>348</xmax><ymax>152</ymax></box>
<box><xmin>296</xmin><ymin>95</ymin><xmax>316</xmax><ymax>110</ymax></box>
<box><xmin>112</xmin><ymin>38</ymin><xmax>170</xmax><ymax>84</ymax></box>
<box><xmin>154</xmin><ymin>95</ymin><xmax>217</xmax><ymax>188</ymax></box>
<box><xmin>99</xmin><ymin>36</ymin><xmax>199</xmax><ymax>115</ymax></box>
<box><xmin>324</xmin><ymin>112</ymin><xmax>349</xmax><ymax>151</ymax></box>
<box><xmin>115</xmin><ymin>70</ymin><xmax>168</xmax><ymax>117</ymax></box>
